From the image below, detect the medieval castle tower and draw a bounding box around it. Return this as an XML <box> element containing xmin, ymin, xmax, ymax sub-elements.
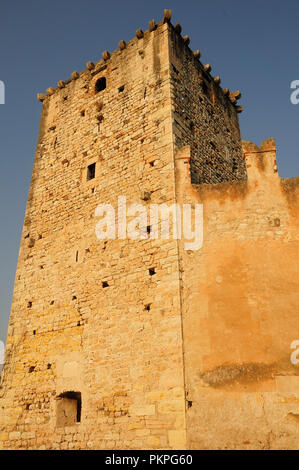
<box><xmin>0</xmin><ymin>10</ymin><xmax>299</xmax><ymax>450</ymax></box>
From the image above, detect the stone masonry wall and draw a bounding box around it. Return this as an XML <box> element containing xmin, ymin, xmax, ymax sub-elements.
<box><xmin>0</xmin><ymin>21</ymin><xmax>187</xmax><ymax>450</ymax></box>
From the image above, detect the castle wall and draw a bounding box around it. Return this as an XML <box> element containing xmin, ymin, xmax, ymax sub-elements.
<box><xmin>0</xmin><ymin>22</ymin><xmax>187</xmax><ymax>450</ymax></box>
<box><xmin>176</xmin><ymin>140</ymin><xmax>299</xmax><ymax>449</ymax></box>
<box><xmin>169</xmin><ymin>27</ymin><xmax>246</xmax><ymax>185</ymax></box>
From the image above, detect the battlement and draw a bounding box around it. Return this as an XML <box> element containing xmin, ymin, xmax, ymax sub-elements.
<box><xmin>37</xmin><ymin>9</ymin><xmax>243</xmax><ymax>114</ymax></box>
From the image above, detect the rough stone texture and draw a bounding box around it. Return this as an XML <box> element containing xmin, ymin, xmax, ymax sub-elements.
<box><xmin>0</xmin><ymin>19</ymin><xmax>298</xmax><ymax>450</ymax></box>
<box><xmin>176</xmin><ymin>140</ymin><xmax>299</xmax><ymax>450</ymax></box>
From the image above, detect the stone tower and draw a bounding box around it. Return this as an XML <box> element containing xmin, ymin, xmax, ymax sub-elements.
<box><xmin>1</xmin><ymin>10</ymin><xmax>299</xmax><ymax>450</ymax></box>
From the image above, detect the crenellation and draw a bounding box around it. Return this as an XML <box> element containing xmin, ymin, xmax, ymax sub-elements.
<box><xmin>148</xmin><ymin>20</ymin><xmax>156</xmax><ymax>32</ymax></box>
<box><xmin>86</xmin><ymin>61</ymin><xmax>95</xmax><ymax>70</ymax></box>
<box><xmin>136</xmin><ymin>29</ymin><xmax>144</xmax><ymax>40</ymax></box>
<box><xmin>203</xmin><ymin>63</ymin><xmax>211</xmax><ymax>73</ymax></box>
<box><xmin>71</xmin><ymin>71</ymin><xmax>79</xmax><ymax>80</ymax></box>
<box><xmin>163</xmin><ymin>9</ymin><xmax>172</xmax><ymax>24</ymax></box>
<box><xmin>118</xmin><ymin>40</ymin><xmax>126</xmax><ymax>50</ymax></box>
<box><xmin>102</xmin><ymin>50</ymin><xmax>111</xmax><ymax>61</ymax></box>
<box><xmin>46</xmin><ymin>87</ymin><xmax>55</xmax><ymax>96</ymax></box>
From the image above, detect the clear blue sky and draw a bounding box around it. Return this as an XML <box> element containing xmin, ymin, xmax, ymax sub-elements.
<box><xmin>0</xmin><ymin>0</ymin><xmax>298</xmax><ymax>345</ymax></box>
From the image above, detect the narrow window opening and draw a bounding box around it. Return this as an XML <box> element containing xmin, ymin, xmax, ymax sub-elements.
<box><xmin>87</xmin><ymin>163</ymin><xmax>96</xmax><ymax>181</ymax></box>
<box><xmin>27</xmin><ymin>301</ymin><xmax>32</xmax><ymax>308</ymax></box>
<box><xmin>56</xmin><ymin>391</ymin><xmax>82</xmax><ymax>426</ymax></box>
<box><xmin>33</xmin><ymin>330</ymin><xmax>36</xmax><ymax>335</ymax></box>
<box><xmin>76</xmin><ymin>251</ymin><xmax>79</xmax><ymax>262</ymax></box>
<box><xmin>95</xmin><ymin>77</ymin><xmax>106</xmax><ymax>93</ymax></box>
<box><xmin>47</xmin><ymin>363</ymin><xmax>52</xmax><ymax>370</ymax></box>
<box><xmin>81</xmin><ymin>110</ymin><xmax>85</xmax><ymax>117</ymax></box>
<box><xmin>149</xmin><ymin>268</ymin><xmax>156</xmax><ymax>276</ymax></box>
<box><xmin>50</xmin><ymin>300</ymin><xmax>54</xmax><ymax>305</ymax></box>
<box><xmin>187</xmin><ymin>400</ymin><xmax>193</xmax><ymax>408</ymax></box>
<box><xmin>172</xmin><ymin>64</ymin><xmax>179</xmax><ymax>75</ymax></box>
<box><xmin>147</xmin><ymin>225</ymin><xmax>152</xmax><ymax>234</ymax></box>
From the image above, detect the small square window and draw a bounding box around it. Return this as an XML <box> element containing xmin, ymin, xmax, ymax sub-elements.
<box><xmin>87</xmin><ymin>163</ymin><xmax>96</xmax><ymax>181</ymax></box>
<box><xmin>56</xmin><ymin>391</ymin><xmax>82</xmax><ymax>427</ymax></box>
